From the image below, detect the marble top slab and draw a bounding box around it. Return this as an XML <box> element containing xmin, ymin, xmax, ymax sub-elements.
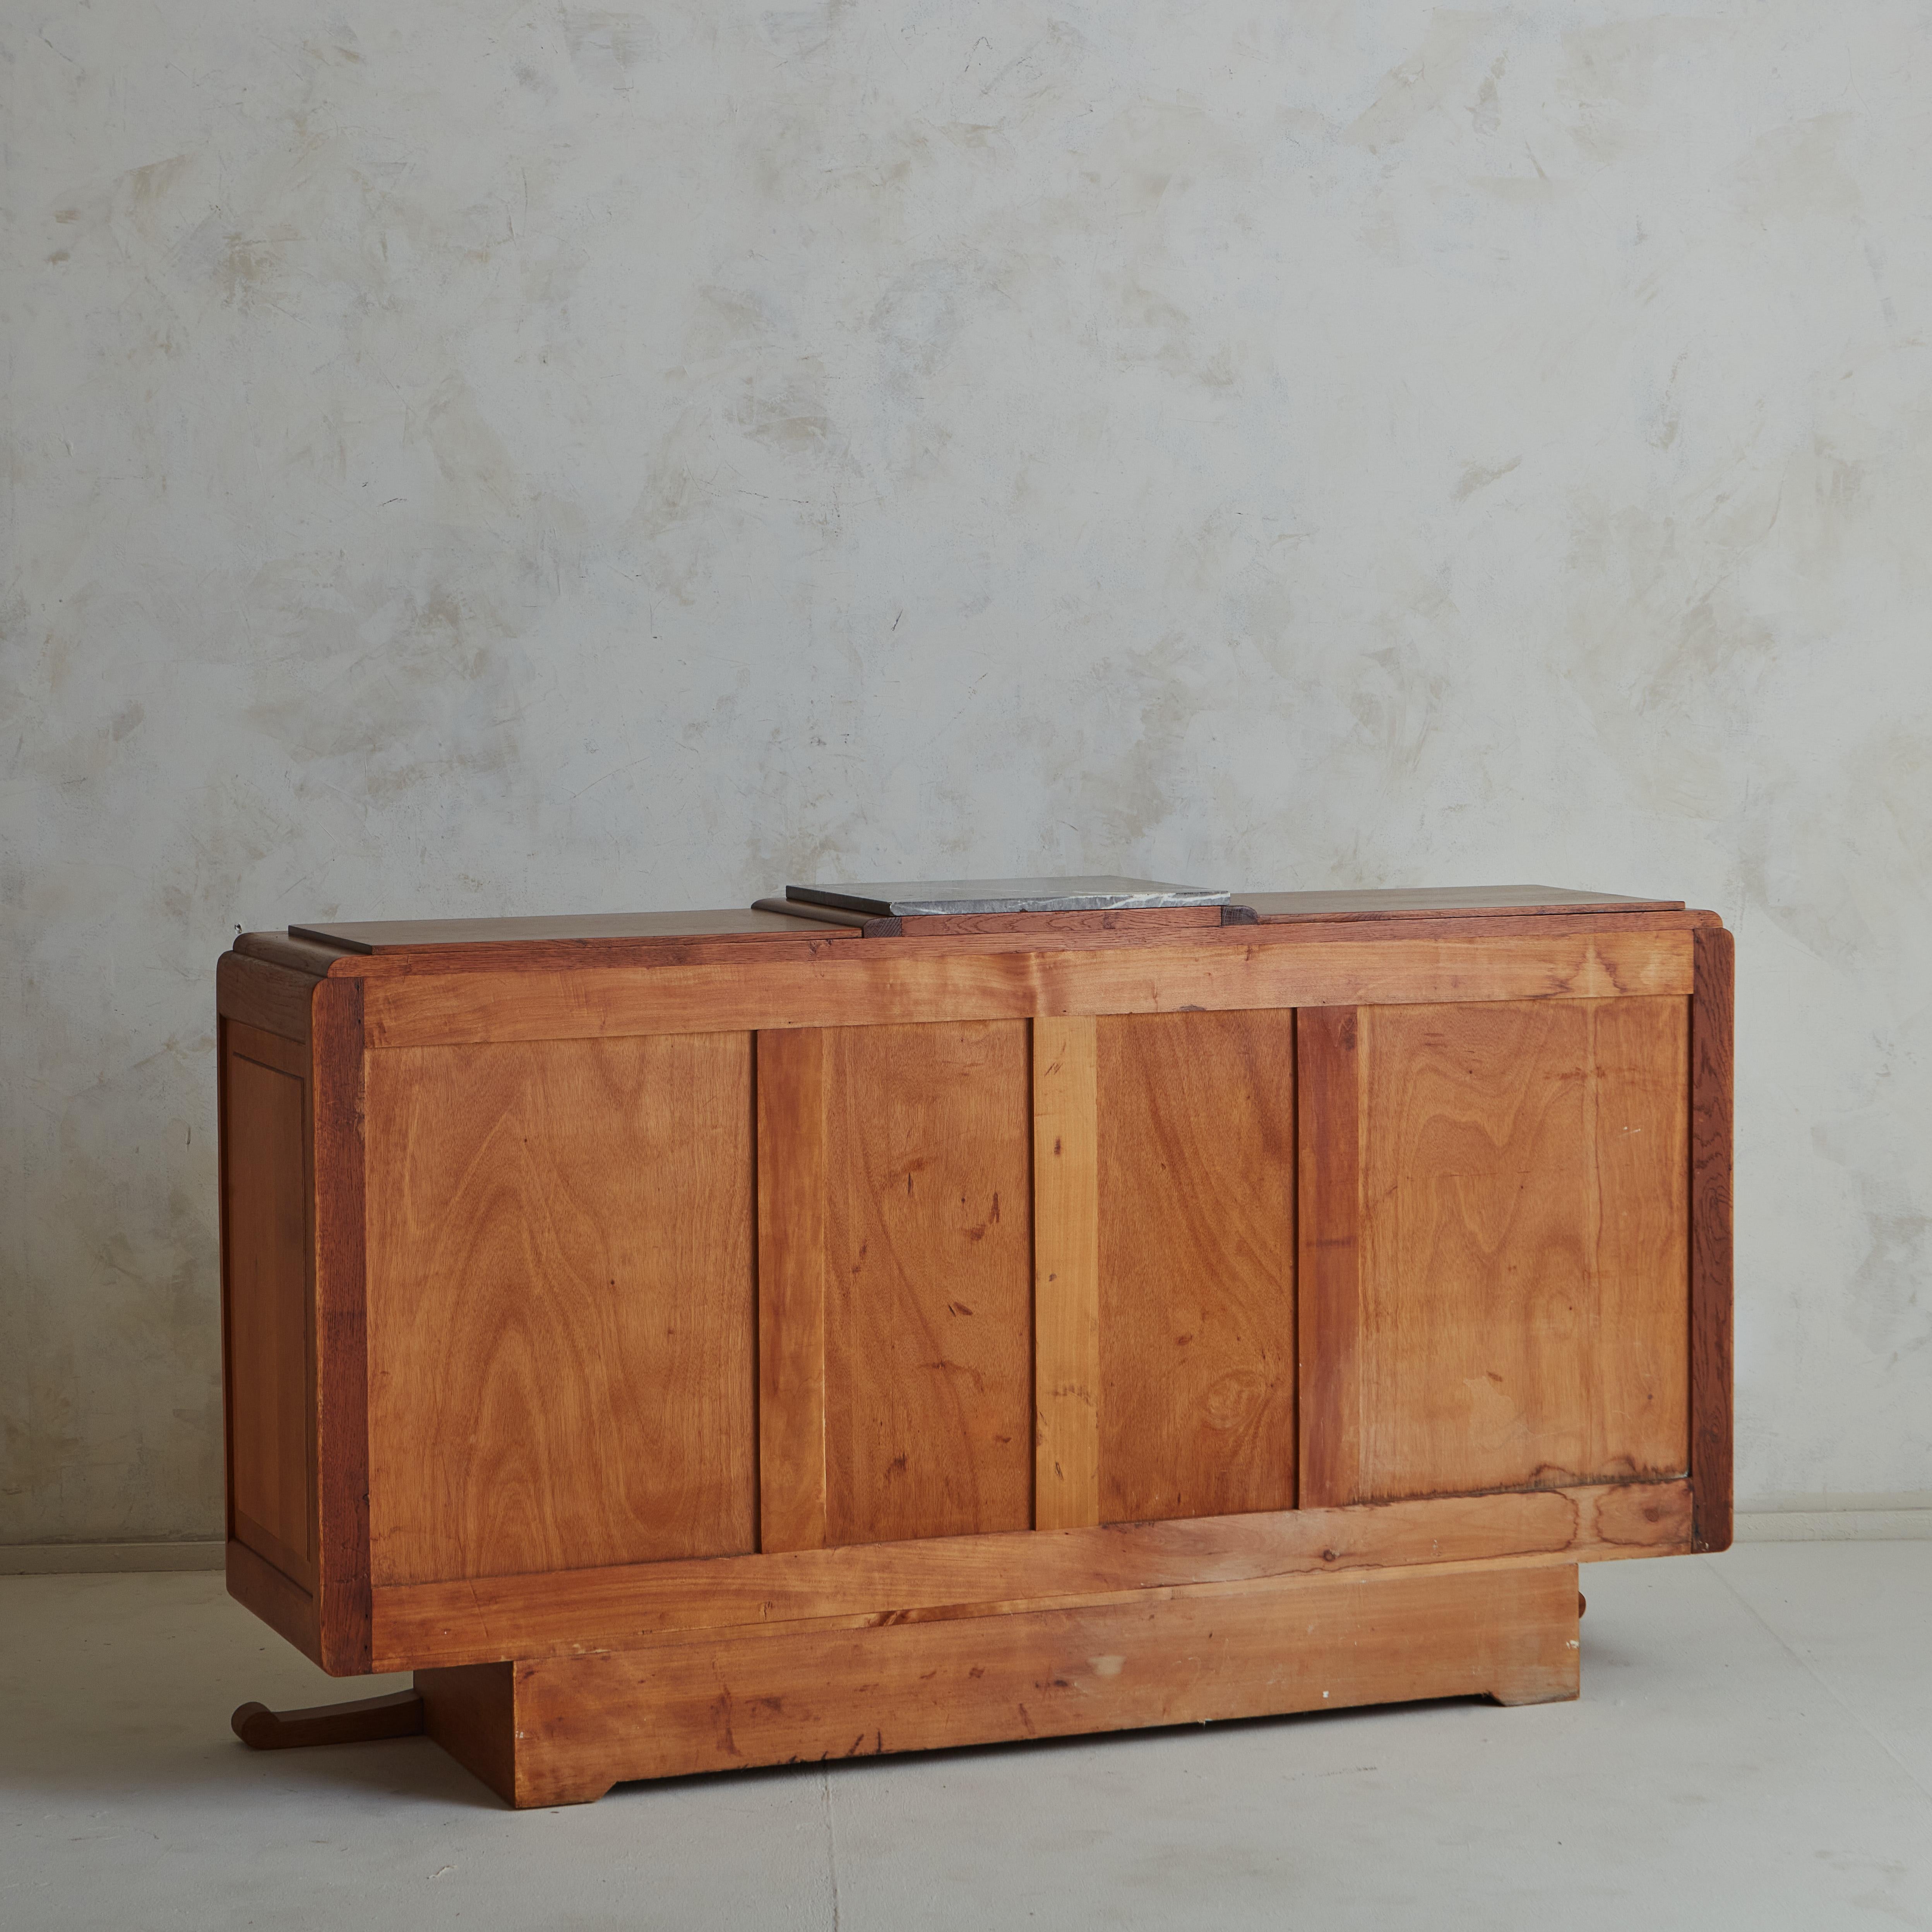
<box><xmin>786</xmin><ymin>875</ymin><xmax>1229</xmax><ymax>918</ymax></box>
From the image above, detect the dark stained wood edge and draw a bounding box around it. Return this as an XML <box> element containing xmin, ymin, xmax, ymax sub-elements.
<box><xmin>1690</xmin><ymin>926</ymin><xmax>1735</xmax><ymax>1553</ymax></box>
<box><xmin>293</xmin><ymin>909</ymin><xmax>850</xmax><ymax>954</ymax></box>
<box><xmin>416</xmin><ymin>1663</ymin><xmax>521</xmax><ymax>1806</ymax></box>
<box><xmin>235</xmin><ymin>931</ymin><xmax>358</xmax><ymax>976</ymax></box>
<box><xmin>312</xmin><ymin>976</ymin><xmax>373</xmax><ymax>1673</ymax></box>
<box><xmin>218</xmin><ymin>1016</ymin><xmax>236</xmax><ymax>1555</ymax></box>
<box><xmin>218</xmin><ymin>950</ymin><xmax>320</xmax><ymax>1040</ymax></box>
<box><xmin>751</xmin><ymin>896</ymin><xmax>897</xmax><ymax>936</ymax></box>
<box><xmin>226</xmin><ymin>1536</ymin><xmax>321</xmax><ymax>1665</ymax></box>
<box><xmin>1297</xmin><ymin>1006</ymin><xmax>1361</xmax><ymax>1510</ymax></box>
<box><xmin>231</xmin><ymin>1689</ymin><xmax>423</xmax><ymax>1750</ymax></box>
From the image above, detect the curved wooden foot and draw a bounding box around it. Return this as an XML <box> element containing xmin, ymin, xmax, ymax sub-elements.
<box><xmin>231</xmin><ymin>1689</ymin><xmax>425</xmax><ymax>1750</ymax></box>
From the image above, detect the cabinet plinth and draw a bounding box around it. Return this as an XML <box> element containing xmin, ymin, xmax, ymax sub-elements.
<box><xmin>217</xmin><ymin>888</ymin><xmax>1731</xmax><ymax>1805</ymax></box>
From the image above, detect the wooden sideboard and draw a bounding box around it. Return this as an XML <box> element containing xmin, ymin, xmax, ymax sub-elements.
<box><xmin>216</xmin><ymin>884</ymin><xmax>1732</xmax><ymax>1807</ymax></box>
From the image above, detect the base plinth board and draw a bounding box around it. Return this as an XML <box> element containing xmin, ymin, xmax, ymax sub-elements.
<box><xmin>414</xmin><ymin>1559</ymin><xmax>1581</xmax><ymax>1809</ymax></box>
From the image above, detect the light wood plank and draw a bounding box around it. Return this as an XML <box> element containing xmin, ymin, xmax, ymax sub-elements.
<box><xmin>1097</xmin><ymin>1010</ymin><xmax>1297</xmax><ymax>1523</ymax></box>
<box><xmin>756</xmin><ymin>1029</ymin><xmax>830</xmax><ymax>1553</ymax></box>
<box><xmin>363</xmin><ymin>1033</ymin><xmax>757</xmax><ymax>1585</ymax></box>
<box><xmin>1033</xmin><ymin>1016</ymin><xmax>1100</xmax><ymax>1531</ymax></box>
<box><xmin>362</xmin><ymin>931</ymin><xmax>1694</xmax><ymax>1047</ymax></box>
<box><xmin>418</xmin><ymin>1562</ymin><xmax>1583</xmax><ymax>1805</ymax></box>
<box><xmin>368</xmin><ymin>1477</ymin><xmax>1690</xmax><ymax>1669</ymax></box>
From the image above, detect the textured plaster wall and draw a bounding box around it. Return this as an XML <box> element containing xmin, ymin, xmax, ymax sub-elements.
<box><xmin>5</xmin><ymin>1</ymin><xmax>1930</xmax><ymax>1543</ymax></box>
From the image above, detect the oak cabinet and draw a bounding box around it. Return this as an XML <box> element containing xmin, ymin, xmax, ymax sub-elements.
<box><xmin>217</xmin><ymin>884</ymin><xmax>1732</xmax><ymax>1806</ymax></box>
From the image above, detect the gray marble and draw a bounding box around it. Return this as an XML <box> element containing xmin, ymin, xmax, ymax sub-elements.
<box><xmin>787</xmin><ymin>876</ymin><xmax>1228</xmax><ymax>917</ymax></box>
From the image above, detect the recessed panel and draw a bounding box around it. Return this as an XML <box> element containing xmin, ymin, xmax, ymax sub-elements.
<box><xmin>820</xmin><ymin>1021</ymin><xmax>1034</xmax><ymax>1546</ymax></box>
<box><xmin>1096</xmin><ymin>1009</ymin><xmax>1297</xmax><ymax>1524</ymax></box>
<box><xmin>224</xmin><ymin>1036</ymin><xmax>315</xmax><ymax>1589</ymax></box>
<box><xmin>1347</xmin><ymin>997</ymin><xmax>1690</xmax><ymax>1500</ymax></box>
<box><xmin>365</xmin><ymin>1034</ymin><xmax>755</xmax><ymax>1585</ymax></box>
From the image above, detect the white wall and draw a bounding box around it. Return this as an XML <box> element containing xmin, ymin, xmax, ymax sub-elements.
<box><xmin>5</xmin><ymin>1</ymin><xmax>1930</xmax><ymax>1543</ymax></box>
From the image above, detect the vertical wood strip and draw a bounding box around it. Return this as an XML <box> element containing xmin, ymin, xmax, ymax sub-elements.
<box><xmin>1689</xmin><ymin>928</ymin><xmax>1735</xmax><ymax>1553</ymax></box>
<box><xmin>312</xmin><ymin>975</ymin><xmax>372</xmax><ymax>1674</ymax></box>
<box><xmin>218</xmin><ymin>1014</ymin><xmax>236</xmax><ymax>1554</ymax></box>
<box><xmin>757</xmin><ymin>1029</ymin><xmax>829</xmax><ymax>1552</ymax></box>
<box><xmin>1297</xmin><ymin>1005</ymin><xmax>1361</xmax><ymax>1509</ymax></box>
<box><xmin>1032</xmin><ymin>1015</ymin><xmax>1101</xmax><ymax>1530</ymax></box>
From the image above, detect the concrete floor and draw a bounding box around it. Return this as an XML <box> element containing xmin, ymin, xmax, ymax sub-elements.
<box><xmin>3</xmin><ymin>1547</ymin><xmax>1929</xmax><ymax>1931</ymax></box>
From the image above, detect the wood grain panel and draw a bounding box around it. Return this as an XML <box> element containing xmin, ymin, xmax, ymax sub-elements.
<box><xmin>370</xmin><ymin>1477</ymin><xmax>1690</xmax><ymax>1669</ymax></box>
<box><xmin>820</xmin><ymin>1021</ymin><xmax>1034</xmax><ymax>1546</ymax></box>
<box><xmin>1097</xmin><ymin>1010</ymin><xmax>1297</xmax><ymax>1523</ymax></box>
<box><xmin>223</xmin><ymin>1028</ymin><xmax>314</xmax><ymax>1591</ymax></box>
<box><xmin>757</xmin><ymin>1028</ymin><xmax>829</xmax><ymax>1553</ymax></box>
<box><xmin>1690</xmin><ymin>927</ymin><xmax>1735</xmax><ymax>1552</ymax></box>
<box><xmin>1298</xmin><ymin>1007</ymin><xmax>1363</xmax><ymax>1508</ymax></box>
<box><xmin>363</xmin><ymin>1033</ymin><xmax>756</xmax><ymax>1585</ymax></box>
<box><xmin>1032</xmin><ymin>1016</ymin><xmax>1100</xmax><ymax>1530</ymax></box>
<box><xmin>361</xmin><ymin>931</ymin><xmax>1694</xmax><ymax>1046</ymax></box>
<box><xmin>423</xmin><ymin>1562</ymin><xmax>1581</xmax><ymax>1805</ymax></box>
<box><xmin>1305</xmin><ymin>997</ymin><xmax>1690</xmax><ymax>1505</ymax></box>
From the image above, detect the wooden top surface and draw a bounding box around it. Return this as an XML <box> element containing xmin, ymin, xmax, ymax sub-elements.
<box><xmin>288</xmin><ymin>885</ymin><xmax>1681</xmax><ymax>956</ymax></box>
<box><xmin>1240</xmin><ymin>885</ymin><xmax>1683</xmax><ymax>922</ymax></box>
<box><xmin>287</xmin><ymin>908</ymin><xmax>855</xmax><ymax>954</ymax></box>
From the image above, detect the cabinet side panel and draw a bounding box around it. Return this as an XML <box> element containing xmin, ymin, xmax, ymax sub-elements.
<box><xmin>1690</xmin><ymin>928</ymin><xmax>1735</xmax><ymax>1552</ymax></box>
<box><xmin>757</xmin><ymin>1029</ymin><xmax>830</xmax><ymax>1553</ymax></box>
<box><xmin>1355</xmin><ymin>997</ymin><xmax>1690</xmax><ymax>1501</ymax></box>
<box><xmin>822</xmin><ymin>1021</ymin><xmax>1034</xmax><ymax>1546</ymax></box>
<box><xmin>224</xmin><ymin>1037</ymin><xmax>315</xmax><ymax>1591</ymax></box>
<box><xmin>365</xmin><ymin>1033</ymin><xmax>757</xmax><ymax>1584</ymax></box>
<box><xmin>1096</xmin><ymin>1010</ymin><xmax>1297</xmax><ymax>1523</ymax></box>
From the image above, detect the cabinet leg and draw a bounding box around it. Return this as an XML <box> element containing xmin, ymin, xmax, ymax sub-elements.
<box><xmin>231</xmin><ymin>1689</ymin><xmax>424</xmax><ymax>1749</ymax></box>
<box><xmin>1489</xmin><ymin>1566</ymin><xmax>1581</xmax><ymax>1705</ymax></box>
<box><xmin>413</xmin><ymin>1663</ymin><xmax>617</xmax><ymax>1809</ymax></box>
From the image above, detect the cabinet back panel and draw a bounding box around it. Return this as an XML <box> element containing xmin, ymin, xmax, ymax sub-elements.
<box><xmin>224</xmin><ymin>1034</ymin><xmax>315</xmax><ymax>1590</ymax></box>
<box><xmin>820</xmin><ymin>1021</ymin><xmax>1035</xmax><ymax>1547</ymax></box>
<box><xmin>1096</xmin><ymin>1011</ymin><xmax>1298</xmax><ymax>1523</ymax></box>
<box><xmin>364</xmin><ymin>1035</ymin><xmax>755</xmax><ymax>1586</ymax></box>
<box><xmin>1345</xmin><ymin>997</ymin><xmax>1690</xmax><ymax>1500</ymax></box>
